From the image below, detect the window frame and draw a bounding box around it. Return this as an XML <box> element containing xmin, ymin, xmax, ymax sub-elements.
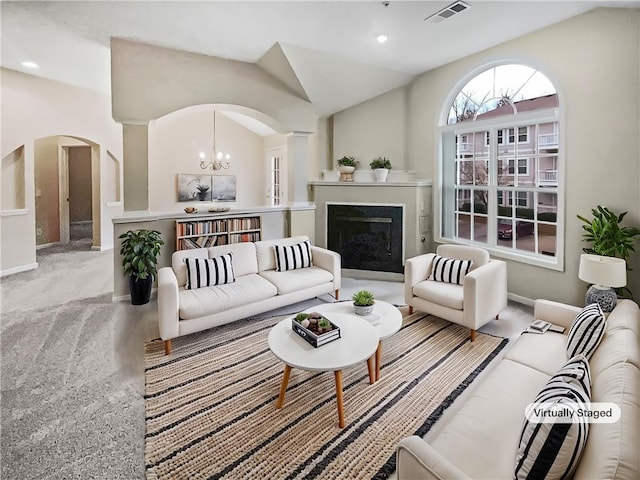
<box><xmin>435</xmin><ymin>107</ymin><xmax>564</xmax><ymax>271</ymax></box>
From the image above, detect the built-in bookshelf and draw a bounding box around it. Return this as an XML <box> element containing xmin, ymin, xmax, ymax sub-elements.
<box><xmin>176</xmin><ymin>215</ymin><xmax>261</xmax><ymax>250</ymax></box>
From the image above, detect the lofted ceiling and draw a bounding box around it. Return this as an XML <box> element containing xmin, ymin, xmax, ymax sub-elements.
<box><xmin>2</xmin><ymin>1</ymin><xmax>638</xmax><ymax>129</ymax></box>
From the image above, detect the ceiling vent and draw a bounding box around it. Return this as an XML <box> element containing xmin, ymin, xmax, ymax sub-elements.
<box><xmin>425</xmin><ymin>1</ymin><xmax>470</xmax><ymax>23</ymax></box>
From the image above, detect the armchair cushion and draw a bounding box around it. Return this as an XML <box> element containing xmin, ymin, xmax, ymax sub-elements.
<box><xmin>413</xmin><ymin>280</ymin><xmax>464</xmax><ymax>311</ymax></box>
<box><xmin>428</xmin><ymin>254</ymin><xmax>473</xmax><ymax>285</ymax></box>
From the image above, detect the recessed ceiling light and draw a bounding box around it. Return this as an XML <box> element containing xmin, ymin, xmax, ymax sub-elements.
<box><xmin>21</xmin><ymin>61</ymin><xmax>39</xmax><ymax>69</ymax></box>
<box><xmin>377</xmin><ymin>34</ymin><xmax>388</xmax><ymax>44</ymax></box>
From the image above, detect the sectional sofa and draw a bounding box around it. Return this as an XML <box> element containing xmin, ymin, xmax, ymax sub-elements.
<box><xmin>397</xmin><ymin>298</ymin><xmax>640</xmax><ymax>479</ymax></box>
<box><xmin>157</xmin><ymin>236</ymin><xmax>341</xmax><ymax>355</ymax></box>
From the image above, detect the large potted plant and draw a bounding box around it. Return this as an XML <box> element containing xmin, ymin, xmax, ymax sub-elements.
<box><xmin>577</xmin><ymin>205</ymin><xmax>640</xmax><ymax>298</ymax></box>
<box><xmin>370</xmin><ymin>156</ymin><xmax>392</xmax><ymax>182</ymax></box>
<box><xmin>119</xmin><ymin>229</ymin><xmax>164</xmax><ymax>305</ymax></box>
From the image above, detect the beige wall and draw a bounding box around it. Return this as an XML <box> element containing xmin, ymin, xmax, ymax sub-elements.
<box><xmin>1</xmin><ymin>147</ymin><xmax>25</xmax><ymax>210</ymax></box>
<box><xmin>333</xmin><ymin>87</ymin><xmax>407</xmax><ymax>169</ymax></box>
<box><xmin>149</xmin><ymin>107</ymin><xmax>265</xmax><ymax>211</ymax></box>
<box><xmin>34</xmin><ymin>138</ymin><xmax>60</xmax><ymax>244</ymax></box>
<box><xmin>331</xmin><ymin>8</ymin><xmax>640</xmax><ymax>305</ymax></box>
<box><xmin>0</xmin><ymin>68</ymin><xmax>123</xmax><ymax>275</ymax></box>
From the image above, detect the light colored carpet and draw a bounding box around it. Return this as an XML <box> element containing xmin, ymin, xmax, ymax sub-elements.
<box><xmin>144</xmin><ymin>309</ymin><xmax>508</xmax><ymax>479</ymax></box>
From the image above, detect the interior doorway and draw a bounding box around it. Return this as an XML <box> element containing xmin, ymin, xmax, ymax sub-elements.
<box><xmin>67</xmin><ymin>146</ymin><xmax>93</xmax><ymax>243</ymax></box>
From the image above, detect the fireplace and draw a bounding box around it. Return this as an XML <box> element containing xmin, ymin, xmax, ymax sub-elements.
<box><xmin>327</xmin><ymin>204</ymin><xmax>403</xmax><ymax>273</ymax></box>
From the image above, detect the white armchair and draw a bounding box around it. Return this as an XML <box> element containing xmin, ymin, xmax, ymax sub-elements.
<box><xmin>404</xmin><ymin>244</ymin><xmax>507</xmax><ymax>341</ymax></box>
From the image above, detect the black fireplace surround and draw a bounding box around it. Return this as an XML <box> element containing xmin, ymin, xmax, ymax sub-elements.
<box><xmin>327</xmin><ymin>204</ymin><xmax>403</xmax><ymax>273</ymax></box>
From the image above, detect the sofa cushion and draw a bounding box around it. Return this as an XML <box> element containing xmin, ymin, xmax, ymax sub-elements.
<box><xmin>259</xmin><ymin>266</ymin><xmax>333</xmax><ymax>295</ymax></box>
<box><xmin>515</xmin><ymin>356</ymin><xmax>591</xmax><ymax>480</ymax></box>
<box><xmin>208</xmin><ymin>242</ymin><xmax>258</xmax><ymax>277</ymax></box>
<box><xmin>505</xmin><ymin>332</ymin><xmax>569</xmax><ymax>376</ymax></box>
<box><xmin>412</xmin><ymin>280</ymin><xmax>463</xmax><ymax>310</ymax></box>
<box><xmin>589</xmin><ymin>327</ymin><xmax>640</xmax><ymax>378</ymax></box>
<box><xmin>185</xmin><ymin>254</ymin><xmax>235</xmax><ymax>290</ymax></box>
<box><xmin>428</xmin><ymin>255</ymin><xmax>473</xmax><ymax>285</ymax></box>
<box><xmin>178</xmin><ymin>273</ymin><xmax>277</xmax><ymax>320</ymax></box>
<box><xmin>255</xmin><ymin>236</ymin><xmax>310</xmax><ymax>272</ymax></box>
<box><xmin>567</xmin><ymin>303</ymin><xmax>606</xmax><ymax>359</ymax></box>
<box><xmin>274</xmin><ymin>240</ymin><xmax>312</xmax><ymax>271</ymax></box>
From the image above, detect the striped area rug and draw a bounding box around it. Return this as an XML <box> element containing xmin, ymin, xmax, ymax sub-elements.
<box><xmin>144</xmin><ymin>308</ymin><xmax>508</xmax><ymax>479</ymax></box>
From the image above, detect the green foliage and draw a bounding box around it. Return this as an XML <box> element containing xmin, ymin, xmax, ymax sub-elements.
<box><xmin>337</xmin><ymin>156</ymin><xmax>358</xmax><ymax>167</ymax></box>
<box><xmin>352</xmin><ymin>289</ymin><xmax>375</xmax><ymax>306</ymax></box>
<box><xmin>119</xmin><ymin>229</ymin><xmax>164</xmax><ymax>281</ymax></box>
<box><xmin>577</xmin><ymin>206</ymin><xmax>640</xmax><ymax>261</ymax></box>
<box><xmin>577</xmin><ymin>206</ymin><xmax>640</xmax><ymax>298</ymax></box>
<box><xmin>369</xmin><ymin>157</ymin><xmax>392</xmax><ymax>170</ymax></box>
<box><xmin>317</xmin><ymin>318</ymin><xmax>330</xmax><ymax>328</ymax></box>
<box><xmin>295</xmin><ymin>312</ymin><xmax>309</xmax><ymax>323</ymax></box>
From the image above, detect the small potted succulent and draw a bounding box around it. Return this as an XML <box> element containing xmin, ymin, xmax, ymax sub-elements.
<box><xmin>352</xmin><ymin>289</ymin><xmax>375</xmax><ymax>316</ymax></box>
<box><xmin>370</xmin><ymin>156</ymin><xmax>392</xmax><ymax>182</ymax></box>
<box><xmin>337</xmin><ymin>156</ymin><xmax>358</xmax><ymax>182</ymax></box>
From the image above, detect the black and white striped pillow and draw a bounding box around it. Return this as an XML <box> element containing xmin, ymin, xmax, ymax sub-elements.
<box><xmin>428</xmin><ymin>255</ymin><xmax>473</xmax><ymax>285</ymax></box>
<box><xmin>515</xmin><ymin>356</ymin><xmax>591</xmax><ymax>480</ymax></box>
<box><xmin>567</xmin><ymin>303</ymin><xmax>606</xmax><ymax>359</ymax></box>
<box><xmin>274</xmin><ymin>241</ymin><xmax>313</xmax><ymax>272</ymax></box>
<box><xmin>185</xmin><ymin>254</ymin><xmax>235</xmax><ymax>290</ymax></box>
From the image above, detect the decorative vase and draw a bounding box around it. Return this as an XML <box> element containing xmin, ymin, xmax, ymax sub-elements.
<box><xmin>129</xmin><ymin>275</ymin><xmax>153</xmax><ymax>305</ymax></box>
<box><xmin>353</xmin><ymin>303</ymin><xmax>375</xmax><ymax>316</ymax></box>
<box><xmin>338</xmin><ymin>166</ymin><xmax>355</xmax><ymax>182</ymax></box>
<box><xmin>373</xmin><ymin>168</ymin><xmax>389</xmax><ymax>182</ymax></box>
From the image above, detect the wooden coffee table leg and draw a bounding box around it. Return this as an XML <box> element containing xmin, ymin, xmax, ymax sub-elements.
<box><xmin>375</xmin><ymin>340</ymin><xmax>382</xmax><ymax>381</ymax></box>
<box><xmin>276</xmin><ymin>364</ymin><xmax>292</xmax><ymax>409</ymax></box>
<box><xmin>367</xmin><ymin>356</ymin><xmax>375</xmax><ymax>384</ymax></box>
<box><xmin>334</xmin><ymin>370</ymin><xmax>345</xmax><ymax>428</ymax></box>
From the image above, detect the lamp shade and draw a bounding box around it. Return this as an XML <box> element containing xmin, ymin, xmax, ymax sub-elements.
<box><xmin>578</xmin><ymin>254</ymin><xmax>626</xmax><ymax>288</ymax></box>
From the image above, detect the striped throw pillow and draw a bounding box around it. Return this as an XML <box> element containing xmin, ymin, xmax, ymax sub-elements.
<box><xmin>428</xmin><ymin>255</ymin><xmax>473</xmax><ymax>285</ymax></box>
<box><xmin>567</xmin><ymin>303</ymin><xmax>606</xmax><ymax>359</ymax></box>
<box><xmin>185</xmin><ymin>254</ymin><xmax>235</xmax><ymax>290</ymax></box>
<box><xmin>515</xmin><ymin>355</ymin><xmax>591</xmax><ymax>480</ymax></box>
<box><xmin>274</xmin><ymin>241</ymin><xmax>313</xmax><ymax>272</ymax></box>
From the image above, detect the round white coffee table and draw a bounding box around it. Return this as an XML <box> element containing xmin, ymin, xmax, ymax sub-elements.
<box><xmin>310</xmin><ymin>300</ymin><xmax>403</xmax><ymax>382</ymax></box>
<box><xmin>268</xmin><ymin>313</ymin><xmax>378</xmax><ymax>428</ymax></box>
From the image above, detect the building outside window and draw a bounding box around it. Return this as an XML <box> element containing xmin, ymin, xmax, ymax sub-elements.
<box><xmin>439</xmin><ymin>63</ymin><xmax>562</xmax><ymax>269</ymax></box>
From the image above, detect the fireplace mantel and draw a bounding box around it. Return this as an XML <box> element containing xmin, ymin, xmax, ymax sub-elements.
<box><xmin>310</xmin><ymin>180</ymin><xmax>433</xmax><ymax>280</ymax></box>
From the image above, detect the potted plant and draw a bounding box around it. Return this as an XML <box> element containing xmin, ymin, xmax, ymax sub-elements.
<box><xmin>577</xmin><ymin>205</ymin><xmax>640</xmax><ymax>298</ymax></box>
<box><xmin>119</xmin><ymin>229</ymin><xmax>164</xmax><ymax>305</ymax></box>
<box><xmin>352</xmin><ymin>289</ymin><xmax>375</xmax><ymax>316</ymax></box>
<box><xmin>337</xmin><ymin>156</ymin><xmax>358</xmax><ymax>182</ymax></box>
<box><xmin>370</xmin><ymin>156</ymin><xmax>392</xmax><ymax>182</ymax></box>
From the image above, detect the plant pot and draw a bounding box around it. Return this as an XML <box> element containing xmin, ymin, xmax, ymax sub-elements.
<box><xmin>353</xmin><ymin>303</ymin><xmax>375</xmax><ymax>316</ymax></box>
<box><xmin>129</xmin><ymin>275</ymin><xmax>153</xmax><ymax>305</ymax></box>
<box><xmin>373</xmin><ymin>168</ymin><xmax>389</xmax><ymax>182</ymax></box>
<box><xmin>337</xmin><ymin>165</ymin><xmax>355</xmax><ymax>182</ymax></box>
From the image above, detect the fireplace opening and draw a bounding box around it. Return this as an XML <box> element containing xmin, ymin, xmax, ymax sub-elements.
<box><xmin>327</xmin><ymin>204</ymin><xmax>403</xmax><ymax>273</ymax></box>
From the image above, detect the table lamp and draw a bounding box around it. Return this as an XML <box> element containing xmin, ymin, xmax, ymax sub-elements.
<box><xmin>578</xmin><ymin>254</ymin><xmax>626</xmax><ymax>312</ymax></box>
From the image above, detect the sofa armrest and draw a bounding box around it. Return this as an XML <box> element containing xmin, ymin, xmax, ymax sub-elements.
<box><xmin>462</xmin><ymin>259</ymin><xmax>508</xmax><ymax>329</ymax></box>
<box><xmin>158</xmin><ymin>267</ymin><xmax>180</xmax><ymax>340</ymax></box>
<box><xmin>311</xmin><ymin>246</ymin><xmax>341</xmax><ymax>291</ymax></box>
<box><xmin>534</xmin><ymin>299</ymin><xmax>581</xmax><ymax>333</ymax></box>
<box><xmin>396</xmin><ymin>436</ymin><xmax>471</xmax><ymax>480</ymax></box>
<box><xmin>405</xmin><ymin>253</ymin><xmax>436</xmax><ymax>306</ymax></box>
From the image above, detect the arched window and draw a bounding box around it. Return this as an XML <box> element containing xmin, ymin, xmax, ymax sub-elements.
<box><xmin>438</xmin><ymin>64</ymin><xmax>563</xmax><ymax>269</ymax></box>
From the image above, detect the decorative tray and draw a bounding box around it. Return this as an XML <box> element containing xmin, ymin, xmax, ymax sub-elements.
<box><xmin>292</xmin><ymin>313</ymin><xmax>341</xmax><ymax>348</ymax></box>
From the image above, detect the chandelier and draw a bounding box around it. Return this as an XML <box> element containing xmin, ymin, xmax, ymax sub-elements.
<box><xmin>199</xmin><ymin>110</ymin><xmax>231</xmax><ymax>171</ymax></box>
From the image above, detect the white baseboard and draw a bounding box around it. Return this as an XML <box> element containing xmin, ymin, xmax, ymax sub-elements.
<box><xmin>36</xmin><ymin>242</ymin><xmax>59</xmax><ymax>250</ymax></box>
<box><xmin>508</xmin><ymin>292</ymin><xmax>535</xmax><ymax>307</ymax></box>
<box><xmin>1</xmin><ymin>262</ymin><xmax>38</xmax><ymax>277</ymax></box>
<box><xmin>92</xmin><ymin>244</ymin><xmax>113</xmax><ymax>251</ymax></box>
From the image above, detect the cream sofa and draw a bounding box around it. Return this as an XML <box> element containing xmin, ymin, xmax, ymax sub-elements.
<box><xmin>397</xmin><ymin>298</ymin><xmax>640</xmax><ymax>479</ymax></box>
<box><xmin>157</xmin><ymin>236</ymin><xmax>340</xmax><ymax>355</ymax></box>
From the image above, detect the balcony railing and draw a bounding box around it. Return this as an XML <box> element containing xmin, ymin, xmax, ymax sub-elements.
<box><xmin>538</xmin><ymin>169</ymin><xmax>558</xmax><ymax>186</ymax></box>
<box><xmin>538</xmin><ymin>133</ymin><xmax>558</xmax><ymax>149</ymax></box>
